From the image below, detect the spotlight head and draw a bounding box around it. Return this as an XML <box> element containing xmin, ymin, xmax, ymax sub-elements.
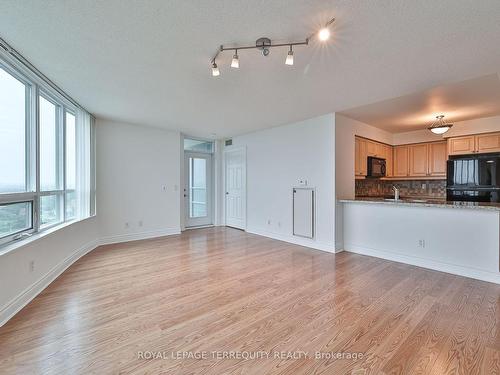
<box><xmin>211</xmin><ymin>62</ymin><xmax>220</xmax><ymax>76</ymax></box>
<box><xmin>285</xmin><ymin>47</ymin><xmax>294</xmax><ymax>65</ymax></box>
<box><xmin>318</xmin><ymin>28</ymin><xmax>330</xmax><ymax>41</ymax></box>
<box><xmin>231</xmin><ymin>52</ymin><xmax>239</xmax><ymax>68</ymax></box>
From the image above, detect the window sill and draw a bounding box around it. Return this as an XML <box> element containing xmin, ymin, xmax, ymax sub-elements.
<box><xmin>0</xmin><ymin>215</ymin><xmax>96</xmax><ymax>257</ymax></box>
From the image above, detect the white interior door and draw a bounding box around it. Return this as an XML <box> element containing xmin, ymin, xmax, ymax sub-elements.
<box><xmin>225</xmin><ymin>147</ymin><xmax>246</xmax><ymax>230</ymax></box>
<box><xmin>184</xmin><ymin>152</ymin><xmax>213</xmax><ymax>227</ymax></box>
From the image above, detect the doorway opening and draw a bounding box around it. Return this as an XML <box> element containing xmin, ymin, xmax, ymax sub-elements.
<box><xmin>183</xmin><ymin>138</ymin><xmax>214</xmax><ymax>228</ymax></box>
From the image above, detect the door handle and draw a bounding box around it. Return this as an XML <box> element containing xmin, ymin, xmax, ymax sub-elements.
<box><xmin>225</xmin><ymin>192</ymin><xmax>229</xmax><ymax>195</ymax></box>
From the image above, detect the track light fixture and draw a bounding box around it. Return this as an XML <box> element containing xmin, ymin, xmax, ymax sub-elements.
<box><xmin>211</xmin><ymin>61</ymin><xmax>220</xmax><ymax>77</ymax></box>
<box><xmin>231</xmin><ymin>50</ymin><xmax>239</xmax><ymax>68</ymax></box>
<box><xmin>285</xmin><ymin>45</ymin><xmax>294</xmax><ymax>65</ymax></box>
<box><xmin>209</xmin><ymin>17</ymin><xmax>335</xmax><ymax>76</ymax></box>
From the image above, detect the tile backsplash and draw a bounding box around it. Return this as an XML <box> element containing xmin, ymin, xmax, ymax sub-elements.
<box><xmin>355</xmin><ymin>179</ymin><xmax>446</xmax><ymax>199</ymax></box>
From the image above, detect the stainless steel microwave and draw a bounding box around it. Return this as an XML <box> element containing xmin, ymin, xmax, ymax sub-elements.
<box><xmin>367</xmin><ymin>156</ymin><xmax>386</xmax><ymax>177</ymax></box>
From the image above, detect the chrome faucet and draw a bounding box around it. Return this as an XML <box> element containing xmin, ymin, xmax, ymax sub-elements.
<box><xmin>392</xmin><ymin>185</ymin><xmax>400</xmax><ymax>201</ymax></box>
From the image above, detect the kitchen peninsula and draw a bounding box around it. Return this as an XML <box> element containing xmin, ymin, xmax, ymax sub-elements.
<box><xmin>340</xmin><ymin>197</ymin><xmax>500</xmax><ymax>284</ymax></box>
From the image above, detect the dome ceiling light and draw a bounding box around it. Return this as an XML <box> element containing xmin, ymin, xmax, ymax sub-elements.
<box><xmin>428</xmin><ymin>115</ymin><xmax>453</xmax><ymax>135</ymax></box>
<box><xmin>210</xmin><ymin>17</ymin><xmax>335</xmax><ymax>76</ymax></box>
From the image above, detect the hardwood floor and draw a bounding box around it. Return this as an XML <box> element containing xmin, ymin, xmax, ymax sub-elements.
<box><xmin>0</xmin><ymin>227</ymin><xmax>499</xmax><ymax>374</ymax></box>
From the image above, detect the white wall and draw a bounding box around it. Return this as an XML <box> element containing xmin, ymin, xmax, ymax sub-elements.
<box><xmin>97</xmin><ymin>120</ymin><xmax>181</xmax><ymax>243</ymax></box>
<box><xmin>0</xmin><ymin>217</ymin><xmax>99</xmax><ymax>326</ymax></box>
<box><xmin>393</xmin><ymin>115</ymin><xmax>500</xmax><ymax>144</ymax></box>
<box><xmin>230</xmin><ymin>114</ymin><xmax>336</xmax><ymax>252</ymax></box>
<box><xmin>342</xmin><ymin>202</ymin><xmax>500</xmax><ymax>284</ymax></box>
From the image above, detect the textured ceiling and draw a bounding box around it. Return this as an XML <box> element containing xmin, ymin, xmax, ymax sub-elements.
<box><xmin>1</xmin><ymin>0</ymin><xmax>500</xmax><ymax>137</ymax></box>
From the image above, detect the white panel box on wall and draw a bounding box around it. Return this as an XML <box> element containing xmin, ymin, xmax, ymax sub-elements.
<box><xmin>293</xmin><ymin>188</ymin><xmax>314</xmax><ymax>239</ymax></box>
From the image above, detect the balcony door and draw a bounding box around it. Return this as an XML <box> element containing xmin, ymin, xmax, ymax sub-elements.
<box><xmin>184</xmin><ymin>152</ymin><xmax>213</xmax><ymax>227</ymax></box>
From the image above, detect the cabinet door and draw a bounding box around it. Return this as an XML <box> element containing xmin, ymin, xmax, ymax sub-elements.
<box><xmin>359</xmin><ymin>139</ymin><xmax>367</xmax><ymax>176</ymax></box>
<box><xmin>428</xmin><ymin>141</ymin><xmax>447</xmax><ymax>176</ymax></box>
<box><xmin>384</xmin><ymin>144</ymin><xmax>393</xmax><ymax>177</ymax></box>
<box><xmin>355</xmin><ymin>137</ymin><xmax>367</xmax><ymax>176</ymax></box>
<box><xmin>409</xmin><ymin>144</ymin><xmax>429</xmax><ymax>176</ymax></box>
<box><xmin>354</xmin><ymin>137</ymin><xmax>361</xmax><ymax>176</ymax></box>
<box><xmin>476</xmin><ymin>133</ymin><xmax>500</xmax><ymax>154</ymax></box>
<box><xmin>355</xmin><ymin>137</ymin><xmax>362</xmax><ymax>175</ymax></box>
<box><xmin>448</xmin><ymin>136</ymin><xmax>475</xmax><ymax>155</ymax></box>
<box><xmin>393</xmin><ymin>145</ymin><xmax>409</xmax><ymax>177</ymax></box>
<box><xmin>366</xmin><ymin>140</ymin><xmax>377</xmax><ymax>157</ymax></box>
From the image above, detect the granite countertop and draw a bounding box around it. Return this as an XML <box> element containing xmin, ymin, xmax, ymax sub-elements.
<box><xmin>339</xmin><ymin>196</ymin><xmax>500</xmax><ymax>211</ymax></box>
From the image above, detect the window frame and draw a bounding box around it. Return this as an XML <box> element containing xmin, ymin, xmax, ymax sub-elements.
<box><xmin>0</xmin><ymin>52</ymin><xmax>94</xmax><ymax>249</ymax></box>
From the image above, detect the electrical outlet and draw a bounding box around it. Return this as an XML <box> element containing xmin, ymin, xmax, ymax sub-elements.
<box><xmin>29</xmin><ymin>260</ymin><xmax>35</xmax><ymax>272</ymax></box>
<box><xmin>162</xmin><ymin>185</ymin><xmax>167</xmax><ymax>192</ymax></box>
<box><xmin>418</xmin><ymin>239</ymin><xmax>426</xmax><ymax>248</ymax></box>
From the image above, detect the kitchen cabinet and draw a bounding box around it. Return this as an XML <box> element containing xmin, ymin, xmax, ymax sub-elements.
<box><xmin>409</xmin><ymin>144</ymin><xmax>428</xmax><ymax>176</ymax></box>
<box><xmin>448</xmin><ymin>136</ymin><xmax>475</xmax><ymax>155</ymax></box>
<box><xmin>355</xmin><ymin>136</ymin><xmax>446</xmax><ymax>179</ymax></box>
<box><xmin>476</xmin><ymin>133</ymin><xmax>500</xmax><ymax>153</ymax></box>
<box><xmin>355</xmin><ymin>137</ymin><xmax>367</xmax><ymax>176</ymax></box>
<box><xmin>394</xmin><ymin>141</ymin><xmax>447</xmax><ymax>178</ymax></box>
<box><xmin>393</xmin><ymin>145</ymin><xmax>409</xmax><ymax>177</ymax></box>
<box><xmin>428</xmin><ymin>142</ymin><xmax>447</xmax><ymax>176</ymax></box>
<box><xmin>447</xmin><ymin>132</ymin><xmax>500</xmax><ymax>155</ymax></box>
<box><xmin>383</xmin><ymin>144</ymin><xmax>393</xmax><ymax>177</ymax></box>
<box><xmin>355</xmin><ymin>137</ymin><xmax>389</xmax><ymax>177</ymax></box>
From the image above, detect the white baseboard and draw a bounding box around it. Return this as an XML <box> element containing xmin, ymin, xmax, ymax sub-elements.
<box><xmin>98</xmin><ymin>227</ymin><xmax>181</xmax><ymax>246</ymax></box>
<box><xmin>344</xmin><ymin>243</ymin><xmax>500</xmax><ymax>285</ymax></box>
<box><xmin>0</xmin><ymin>238</ymin><xmax>99</xmax><ymax>327</ymax></box>
<box><xmin>246</xmin><ymin>227</ymin><xmax>338</xmax><ymax>253</ymax></box>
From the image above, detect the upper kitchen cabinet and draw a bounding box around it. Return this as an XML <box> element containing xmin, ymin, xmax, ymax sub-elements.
<box><xmin>476</xmin><ymin>133</ymin><xmax>500</xmax><ymax>153</ymax></box>
<box><xmin>428</xmin><ymin>141</ymin><xmax>447</xmax><ymax>176</ymax></box>
<box><xmin>383</xmin><ymin>144</ymin><xmax>393</xmax><ymax>177</ymax></box>
<box><xmin>393</xmin><ymin>145</ymin><xmax>409</xmax><ymax>177</ymax></box>
<box><xmin>409</xmin><ymin>144</ymin><xmax>428</xmax><ymax>176</ymax></box>
<box><xmin>355</xmin><ymin>137</ymin><xmax>367</xmax><ymax>176</ymax></box>
<box><xmin>355</xmin><ymin>137</ymin><xmax>391</xmax><ymax>177</ymax></box>
<box><xmin>448</xmin><ymin>132</ymin><xmax>500</xmax><ymax>155</ymax></box>
<box><xmin>448</xmin><ymin>135</ymin><xmax>476</xmax><ymax>155</ymax></box>
<box><xmin>394</xmin><ymin>141</ymin><xmax>447</xmax><ymax>178</ymax></box>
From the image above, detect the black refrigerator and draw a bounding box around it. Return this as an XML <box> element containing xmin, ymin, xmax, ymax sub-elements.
<box><xmin>446</xmin><ymin>154</ymin><xmax>500</xmax><ymax>202</ymax></box>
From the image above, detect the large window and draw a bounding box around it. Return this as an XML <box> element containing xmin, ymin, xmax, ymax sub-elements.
<box><xmin>0</xmin><ymin>56</ymin><xmax>95</xmax><ymax>247</ymax></box>
<box><xmin>0</xmin><ymin>67</ymin><xmax>27</xmax><ymax>194</ymax></box>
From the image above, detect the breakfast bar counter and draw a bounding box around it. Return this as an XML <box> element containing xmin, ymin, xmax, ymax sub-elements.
<box><xmin>339</xmin><ymin>197</ymin><xmax>500</xmax><ymax>284</ymax></box>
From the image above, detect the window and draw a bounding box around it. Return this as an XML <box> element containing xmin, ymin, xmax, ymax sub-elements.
<box><xmin>65</xmin><ymin>111</ymin><xmax>76</xmax><ymax>219</ymax></box>
<box><xmin>39</xmin><ymin>96</ymin><xmax>61</xmax><ymax>191</ymax></box>
<box><xmin>0</xmin><ymin>55</ymin><xmax>95</xmax><ymax>247</ymax></box>
<box><xmin>0</xmin><ymin>67</ymin><xmax>28</xmax><ymax>193</ymax></box>
<box><xmin>184</xmin><ymin>138</ymin><xmax>214</xmax><ymax>153</ymax></box>
<box><xmin>0</xmin><ymin>202</ymin><xmax>33</xmax><ymax>240</ymax></box>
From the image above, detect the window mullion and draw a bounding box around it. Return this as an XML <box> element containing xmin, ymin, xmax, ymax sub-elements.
<box><xmin>62</xmin><ymin>107</ymin><xmax>67</xmax><ymax>222</ymax></box>
<box><xmin>34</xmin><ymin>84</ymin><xmax>40</xmax><ymax>233</ymax></box>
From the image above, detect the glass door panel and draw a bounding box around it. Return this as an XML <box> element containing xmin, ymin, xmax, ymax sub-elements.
<box><xmin>185</xmin><ymin>152</ymin><xmax>212</xmax><ymax>227</ymax></box>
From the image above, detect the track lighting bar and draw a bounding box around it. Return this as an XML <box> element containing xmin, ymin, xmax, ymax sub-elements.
<box><xmin>210</xmin><ymin>17</ymin><xmax>335</xmax><ymax>76</ymax></box>
<box><xmin>219</xmin><ymin>40</ymin><xmax>309</xmax><ymax>53</ymax></box>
